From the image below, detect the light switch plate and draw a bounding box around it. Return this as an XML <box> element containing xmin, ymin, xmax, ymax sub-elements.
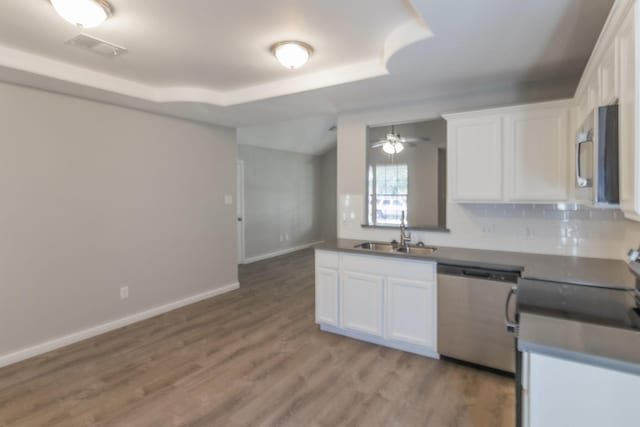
<box><xmin>224</xmin><ymin>195</ymin><xmax>233</xmax><ymax>205</ymax></box>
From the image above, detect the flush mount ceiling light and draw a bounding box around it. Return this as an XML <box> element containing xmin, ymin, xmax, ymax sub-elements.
<box><xmin>271</xmin><ymin>41</ymin><xmax>313</xmax><ymax>69</ymax></box>
<box><xmin>50</xmin><ymin>0</ymin><xmax>113</xmax><ymax>28</ymax></box>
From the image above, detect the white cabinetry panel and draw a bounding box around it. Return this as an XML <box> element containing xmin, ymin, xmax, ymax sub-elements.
<box><xmin>315</xmin><ymin>267</ymin><xmax>339</xmax><ymax>326</ymax></box>
<box><xmin>527</xmin><ymin>353</ymin><xmax>639</xmax><ymax>427</ymax></box>
<box><xmin>598</xmin><ymin>41</ymin><xmax>619</xmax><ymax>105</ymax></box>
<box><xmin>385</xmin><ymin>278</ymin><xmax>435</xmax><ymax>348</ymax></box>
<box><xmin>449</xmin><ymin>116</ymin><xmax>503</xmax><ymax>201</ymax></box>
<box><xmin>505</xmin><ymin>109</ymin><xmax>568</xmax><ymax>201</ymax></box>
<box><xmin>342</xmin><ymin>271</ymin><xmax>383</xmax><ymax>336</ymax></box>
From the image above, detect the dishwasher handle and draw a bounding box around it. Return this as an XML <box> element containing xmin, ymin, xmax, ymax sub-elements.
<box><xmin>505</xmin><ymin>285</ymin><xmax>518</xmax><ymax>335</ymax></box>
<box><xmin>461</xmin><ymin>269</ymin><xmax>491</xmax><ymax>279</ymax></box>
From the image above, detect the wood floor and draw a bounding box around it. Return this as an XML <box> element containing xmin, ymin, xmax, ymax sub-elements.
<box><xmin>0</xmin><ymin>249</ymin><xmax>515</xmax><ymax>427</ymax></box>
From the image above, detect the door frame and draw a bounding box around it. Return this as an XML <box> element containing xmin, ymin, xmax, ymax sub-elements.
<box><xmin>236</xmin><ymin>160</ymin><xmax>245</xmax><ymax>264</ymax></box>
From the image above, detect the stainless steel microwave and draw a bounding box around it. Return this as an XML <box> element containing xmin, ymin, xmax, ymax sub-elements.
<box><xmin>575</xmin><ymin>105</ymin><xmax>619</xmax><ymax>206</ymax></box>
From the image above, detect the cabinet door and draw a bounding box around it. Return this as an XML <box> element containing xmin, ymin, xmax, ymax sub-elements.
<box><xmin>576</xmin><ymin>90</ymin><xmax>589</xmax><ymax>126</ymax></box>
<box><xmin>342</xmin><ymin>271</ymin><xmax>383</xmax><ymax>336</ymax></box>
<box><xmin>599</xmin><ymin>41</ymin><xmax>619</xmax><ymax>105</ymax></box>
<box><xmin>385</xmin><ymin>278</ymin><xmax>435</xmax><ymax>348</ymax></box>
<box><xmin>505</xmin><ymin>108</ymin><xmax>568</xmax><ymax>201</ymax></box>
<box><xmin>448</xmin><ymin>116</ymin><xmax>504</xmax><ymax>201</ymax></box>
<box><xmin>528</xmin><ymin>353</ymin><xmax>640</xmax><ymax>427</ymax></box>
<box><xmin>316</xmin><ymin>267</ymin><xmax>339</xmax><ymax>326</ymax></box>
<box><xmin>617</xmin><ymin>9</ymin><xmax>638</xmax><ymax>219</ymax></box>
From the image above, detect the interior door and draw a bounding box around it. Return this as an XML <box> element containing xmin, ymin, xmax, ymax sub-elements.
<box><xmin>236</xmin><ymin>160</ymin><xmax>245</xmax><ymax>264</ymax></box>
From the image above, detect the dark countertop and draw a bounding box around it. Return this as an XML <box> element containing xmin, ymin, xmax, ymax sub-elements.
<box><xmin>316</xmin><ymin>239</ymin><xmax>635</xmax><ymax>290</ymax></box>
<box><xmin>518</xmin><ymin>312</ymin><xmax>640</xmax><ymax>375</ymax></box>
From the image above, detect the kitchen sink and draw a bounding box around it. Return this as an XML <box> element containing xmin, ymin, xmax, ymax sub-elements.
<box><xmin>395</xmin><ymin>245</ymin><xmax>438</xmax><ymax>255</ymax></box>
<box><xmin>354</xmin><ymin>242</ymin><xmax>437</xmax><ymax>255</ymax></box>
<box><xmin>354</xmin><ymin>242</ymin><xmax>396</xmax><ymax>252</ymax></box>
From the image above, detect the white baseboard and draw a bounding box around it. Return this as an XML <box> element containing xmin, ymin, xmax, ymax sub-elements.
<box><xmin>0</xmin><ymin>282</ymin><xmax>239</xmax><ymax>369</ymax></box>
<box><xmin>243</xmin><ymin>240</ymin><xmax>324</xmax><ymax>264</ymax></box>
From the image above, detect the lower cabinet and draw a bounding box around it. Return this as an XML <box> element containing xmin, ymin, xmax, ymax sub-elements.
<box><xmin>342</xmin><ymin>271</ymin><xmax>384</xmax><ymax>336</ymax></box>
<box><xmin>522</xmin><ymin>352</ymin><xmax>640</xmax><ymax>427</ymax></box>
<box><xmin>315</xmin><ymin>267</ymin><xmax>339</xmax><ymax>326</ymax></box>
<box><xmin>315</xmin><ymin>250</ymin><xmax>437</xmax><ymax>358</ymax></box>
<box><xmin>385</xmin><ymin>278</ymin><xmax>435</xmax><ymax>348</ymax></box>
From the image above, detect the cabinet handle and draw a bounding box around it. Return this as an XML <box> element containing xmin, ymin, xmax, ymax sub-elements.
<box><xmin>461</xmin><ymin>270</ymin><xmax>491</xmax><ymax>279</ymax></box>
<box><xmin>576</xmin><ymin>137</ymin><xmax>590</xmax><ymax>188</ymax></box>
<box><xmin>505</xmin><ymin>285</ymin><xmax>518</xmax><ymax>334</ymax></box>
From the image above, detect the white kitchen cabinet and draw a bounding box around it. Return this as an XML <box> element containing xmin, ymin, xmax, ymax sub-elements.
<box><xmin>315</xmin><ymin>267</ymin><xmax>339</xmax><ymax>326</ymax></box>
<box><xmin>598</xmin><ymin>41</ymin><xmax>618</xmax><ymax>105</ymax></box>
<box><xmin>342</xmin><ymin>271</ymin><xmax>384</xmax><ymax>336</ymax></box>
<box><xmin>445</xmin><ymin>101</ymin><xmax>570</xmax><ymax>203</ymax></box>
<box><xmin>315</xmin><ymin>250</ymin><xmax>438</xmax><ymax>358</ymax></box>
<box><xmin>523</xmin><ymin>352</ymin><xmax>639</xmax><ymax>427</ymax></box>
<box><xmin>504</xmin><ymin>108</ymin><xmax>568</xmax><ymax>201</ymax></box>
<box><xmin>385</xmin><ymin>277</ymin><xmax>435</xmax><ymax>348</ymax></box>
<box><xmin>315</xmin><ymin>251</ymin><xmax>340</xmax><ymax>326</ymax></box>
<box><xmin>617</xmin><ymin>6</ymin><xmax>638</xmax><ymax>219</ymax></box>
<box><xmin>447</xmin><ymin>115</ymin><xmax>504</xmax><ymax>202</ymax></box>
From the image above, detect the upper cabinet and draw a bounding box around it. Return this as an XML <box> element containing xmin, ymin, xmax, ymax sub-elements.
<box><xmin>598</xmin><ymin>41</ymin><xmax>619</xmax><ymax>106</ymax></box>
<box><xmin>447</xmin><ymin>115</ymin><xmax>504</xmax><ymax>202</ymax></box>
<box><xmin>505</xmin><ymin>107</ymin><xmax>569</xmax><ymax>201</ymax></box>
<box><xmin>445</xmin><ymin>101</ymin><xmax>570</xmax><ymax>203</ymax></box>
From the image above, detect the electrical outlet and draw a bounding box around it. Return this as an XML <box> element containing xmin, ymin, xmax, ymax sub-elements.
<box><xmin>285</xmin><ymin>233</ymin><xmax>289</xmax><ymax>241</ymax></box>
<box><xmin>120</xmin><ymin>286</ymin><xmax>129</xmax><ymax>300</ymax></box>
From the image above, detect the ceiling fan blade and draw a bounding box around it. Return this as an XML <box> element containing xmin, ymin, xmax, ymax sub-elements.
<box><xmin>370</xmin><ymin>142</ymin><xmax>385</xmax><ymax>148</ymax></box>
<box><xmin>400</xmin><ymin>137</ymin><xmax>431</xmax><ymax>143</ymax></box>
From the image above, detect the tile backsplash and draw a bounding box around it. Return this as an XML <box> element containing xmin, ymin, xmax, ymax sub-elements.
<box><xmin>339</xmin><ymin>194</ymin><xmax>638</xmax><ymax>260</ymax></box>
<box><xmin>465</xmin><ymin>204</ymin><xmax>625</xmax><ymax>241</ymax></box>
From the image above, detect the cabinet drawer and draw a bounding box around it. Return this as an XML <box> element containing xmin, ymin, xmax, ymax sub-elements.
<box><xmin>341</xmin><ymin>253</ymin><xmax>435</xmax><ymax>281</ymax></box>
<box><xmin>315</xmin><ymin>250</ymin><xmax>339</xmax><ymax>269</ymax></box>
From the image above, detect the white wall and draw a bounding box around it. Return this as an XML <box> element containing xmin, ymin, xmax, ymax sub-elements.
<box><xmin>337</xmin><ymin>87</ymin><xmax>636</xmax><ymax>259</ymax></box>
<box><xmin>0</xmin><ymin>82</ymin><xmax>238</xmax><ymax>359</ymax></box>
<box><xmin>321</xmin><ymin>147</ymin><xmax>338</xmax><ymax>241</ymax></box>
<box><xmin>238</xmin><ymin>145</ymin><xmax>325</xmax><ymax>260</ymax></box>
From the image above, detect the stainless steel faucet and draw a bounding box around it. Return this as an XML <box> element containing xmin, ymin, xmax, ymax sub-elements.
<box><xmin>400</xmin><ymin>210</ymin><xmax>411</xmax><ymax>250</ymax></box>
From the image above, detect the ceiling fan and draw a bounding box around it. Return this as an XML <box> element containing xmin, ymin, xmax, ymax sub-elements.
<box><xmin>370</xmin><ymin>125</ymin><xmax>431</xmax><ymax>154</ymax></box>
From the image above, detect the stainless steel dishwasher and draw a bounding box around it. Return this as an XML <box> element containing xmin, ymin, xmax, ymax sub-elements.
<box><xmin>437</xmin><ymin>264</ymin><xmax>519</xmax><ymax>373</ymax></box>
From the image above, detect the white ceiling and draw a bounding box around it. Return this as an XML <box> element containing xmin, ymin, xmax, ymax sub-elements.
<box><xmin>0</xmin><ymin>0</ymin><xmax>614</xmax><ymax>132</ymax></box>
<box><xmin>237</xmin><ymin>116</ymin><xmax>337</xmax><ymax>156</ymax></box>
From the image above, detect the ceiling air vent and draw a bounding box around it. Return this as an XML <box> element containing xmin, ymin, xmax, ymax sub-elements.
<box><xmin>65</xmin><ymin>33</ymin><xmax>127</xmax><ymax>57</ymax></box>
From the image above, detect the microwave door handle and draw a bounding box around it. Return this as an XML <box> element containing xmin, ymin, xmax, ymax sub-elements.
<box><xmin>576</xmin><ymin>141</ymin><xmax>588</xmax><ymax>187</ymax></box>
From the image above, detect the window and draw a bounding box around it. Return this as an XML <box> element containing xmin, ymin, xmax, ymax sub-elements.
<box><xmin>368</xmin><ymin>164</ymin><xmax>408</xmax><ymax>225</ymax></box>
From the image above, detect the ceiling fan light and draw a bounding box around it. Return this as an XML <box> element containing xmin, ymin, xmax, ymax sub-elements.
<box><xmin>271</xmin><ymin>41</ymin><xmax>313</xmax><ymax>69</ymax></box>
<box><xmin>50</xmin><ymin>0</ymin><xmax>111</xmax><ymax>28</ymax></box>
<box><xmin>394</xmin><ymin>142</ymin><xmax>405</xmax><ymax>153</ymax></box>
<box><xmin>382</xmin><ymin>142</ymin><xmax>396</xmax><ymax>154</ymax></box>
